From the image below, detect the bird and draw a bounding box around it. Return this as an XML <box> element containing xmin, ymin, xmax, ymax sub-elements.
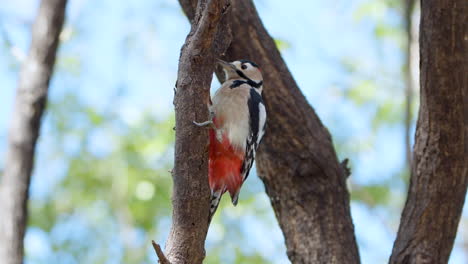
<box><xmin>194</xmin><ymin>59</ymin><xmax>267</xmax><ymax>221</ymax></box>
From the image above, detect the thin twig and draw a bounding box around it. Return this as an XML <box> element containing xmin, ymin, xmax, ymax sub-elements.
<box><xmin>152</xmin><ymin>240</ymin><xmax>171</xmax><ymax>264</ymax></box>
<box><xmin>341</xmin><ymin>158</ymin><xmax>351</xmax><ymax>178</ymax></box>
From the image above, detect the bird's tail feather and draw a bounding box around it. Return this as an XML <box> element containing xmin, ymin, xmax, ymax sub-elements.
<box><xmin>208</xmin><ymin>188</ymin><xmax>224</xmax><ymax>223</ymax></box>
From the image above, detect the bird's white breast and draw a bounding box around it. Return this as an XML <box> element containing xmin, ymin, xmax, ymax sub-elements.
<box><xmin>211</xmin><ymin>82</ymin><xmax>251</xmax><ymax>152</ymax></box>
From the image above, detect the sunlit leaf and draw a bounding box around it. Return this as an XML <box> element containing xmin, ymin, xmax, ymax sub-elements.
<box><xmin>274</xmin><ymin>38</ymin><xmax>291</xmax><ymax>51</ymax></box>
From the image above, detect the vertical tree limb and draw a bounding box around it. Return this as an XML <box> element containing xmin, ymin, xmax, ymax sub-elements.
<box><xmin>164</xmin><ymin>1</ymin><xmax>231</xmax><ymax>263</ymax></box>
<box><xmin>179</xmin><ymin>1</ymin><xmax>360</xmax><ymax>263</ymax></box>
<box><xmin>0</xmin><ymin>1</ymin><xmax>67</xmax><ymax>264</ymax></box>
<box><xmin>390</xmin><ymin>0</ymin><xmax>468</xmax><ymax>262</ymax></box>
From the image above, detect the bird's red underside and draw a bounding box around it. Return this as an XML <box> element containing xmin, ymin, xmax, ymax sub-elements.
<box><xmin>208</xmin><ymin>120</ymin><xmax>243</xmax><ymax>198</ymax></box>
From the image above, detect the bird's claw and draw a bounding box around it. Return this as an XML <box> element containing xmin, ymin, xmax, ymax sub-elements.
<box><xmin>193</xmin><ymin>110</ymin><xmax>215</xmax><ymax>128</ymax></box>
<box><xmin>193</xmin><ymin>120</ymin><xmax>215</xmax><ymax>129</ymax></box>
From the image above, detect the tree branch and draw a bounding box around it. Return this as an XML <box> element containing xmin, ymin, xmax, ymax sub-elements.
<box><xmin>0</xmin><ymin>1</ymin><xmax>67</xmax><ymax>264</ymax></box>
<box><xmin>390</xmin><ymin>0</ymin><xmax>468</xmax><ymax>262</ymax></box>
<box><xmin>152</xmin><ymin>241</ymin><xmax>171</xmax><ymax>264</ymax></box>
<box><xmin>179</xmin><ymin>1</ymin><xmax>360</xmax><ymax>263</ymax></box>
<box><xmin>164</xmin><ymin>0</ymin><xmax>231</xmax><ymax>263</ymax></box>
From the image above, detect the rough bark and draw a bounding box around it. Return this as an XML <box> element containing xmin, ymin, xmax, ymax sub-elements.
<box><xmin>390</xmin><ymin>0</ymin><xmax>468</xmax><ymax>262</ymax></box>
<box><xmin>0</xmin><ymin>1</ymin><xmax>67</xmax><ymax>264</ymax></box>
<box><xmin>164</xmin><ymin>1</ymin><xmax>231</xmax><ymax>263</ymax></box>
<box><xmin>180</xmin><ymin>1</ymin><xmax>360</xmax><ymax>263</ymax></box>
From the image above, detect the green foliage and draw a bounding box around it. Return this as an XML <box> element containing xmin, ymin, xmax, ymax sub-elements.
<box><xmin>336</xmin><ymin>0</ymin><xmax>416</xmax><ymax>215</ymax></box>
<box><xmin>346</xmin><ymin>80</ymin><xmax>377</xmax><ymax>106</ymax></box>
<box><xmin>351</xmin><ymin>183</ymin><xmax>390</xmax><ymax>207</ymax></box>
<box><xmin>374</xmin><ymin>22</ymin><xmax>402</xmax><ymax>41</ymax></box>
<box><xmin>57</xmin><ymin>55</ymin><xmax>82</xmax><ymax>76</ymax></box>
<box><xmin>274</xmin><ymin>38</ymin><xmax>291</xmax><ymax>51</ymax></box>
<box><xmin>353</xmin><ymin>0</ymin><xmax>387</xmax><ymax>22</ymax></box>
<box><xmin>205</xmin><ymin>246</ymin><xmax>269</xmax><ymax>264</ymax></box>
<box><xmin>28</xmin><ymin>93</ymin><xmax>175</xmax><ymax>263</ymax></box>
<box><xmin>372</xmin><ymin>100</ymin><xmax>402</xmax><ymax>130</ymax></box>
<box><xmin>340</xmin><ymin>0</ymin><xmax>420</xmax><ymax>135</ymax></box>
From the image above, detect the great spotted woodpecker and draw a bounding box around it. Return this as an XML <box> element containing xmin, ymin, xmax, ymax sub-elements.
<box><xmin>194</xmin><ymin>59</ymin><xmax>267</xmax><ymax>220</ymax></box>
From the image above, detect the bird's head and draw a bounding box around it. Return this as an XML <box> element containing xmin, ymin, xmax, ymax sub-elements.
<box><xmin>217</xmin><ymin>59</ymin><xmax>263</xmax><ymax>89</ymax></box>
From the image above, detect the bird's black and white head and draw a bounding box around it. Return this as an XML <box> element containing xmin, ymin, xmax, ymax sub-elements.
<box><xmin>218</xmin><ymin>59</ymin><xmax>263</xmax><ymax>92</ymax></box>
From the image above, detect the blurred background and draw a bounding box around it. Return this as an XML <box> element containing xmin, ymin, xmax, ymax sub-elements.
<box><xmin>0</xmin><ymin>0</ymin><xmax>466</xmax><ymax>263</ymax></box>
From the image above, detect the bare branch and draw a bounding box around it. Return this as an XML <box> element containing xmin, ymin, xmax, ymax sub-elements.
<box><xmin>0</xmin><ymin>1</ymin><xmax>67</xmax><ymax>264</ymax></box>
<box><xmin>152</xmin><ymin>241</ymin><xmax>171</xmax><ymax>264</ymax></box>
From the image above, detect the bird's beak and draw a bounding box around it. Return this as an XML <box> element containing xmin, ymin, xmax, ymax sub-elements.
<box><xmin>217</xmin><ymin>59</ymin><xmax>235</xmax><ymax>71</ymax></box>
<box><xmin>217</xmin><ymin>59</ymin><xmax>237</xmax><ymax>79</ymax></box>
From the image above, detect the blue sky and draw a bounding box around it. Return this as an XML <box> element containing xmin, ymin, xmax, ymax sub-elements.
<box><xmin>0</xmin><ymin>0</ymin><xmax>466</xmax><ymax>263</ymax></box>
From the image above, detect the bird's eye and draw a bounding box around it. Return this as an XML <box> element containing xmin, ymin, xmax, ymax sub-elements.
<box><xmin>241</xmin><ymin>64</ymin><xmax>248</xmax><ymax>70</ymax></box>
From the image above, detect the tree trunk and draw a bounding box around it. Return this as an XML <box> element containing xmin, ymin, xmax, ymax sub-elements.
<box><xmin>389</xmin><ymin>0</ymin><xmax>468</xmax><ymax>262</ymax></box>
<box><xmin>0</xmin><ymin>1</ymin><xmax>67</xmax><ymax>264</ymax></box>
<box><xmin>179</xmin><ymin>1</ymin><xmax>360</xmax><ymax>263</ymax></box>
<box><xmin>163</xmin><ymin>1</ymin><xmax>231</xmax><ymax>263</ymax></box>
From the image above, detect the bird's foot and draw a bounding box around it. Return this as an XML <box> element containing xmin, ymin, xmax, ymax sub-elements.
<box><xmin>192</xmin><ymin>120</ymin><xmax>214</xmax><ymax>128</ymax></box>
<box><xmin>193</xmin><ymin>111</ymin><xmax>215</xmax><ymax>129</ymax></box>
